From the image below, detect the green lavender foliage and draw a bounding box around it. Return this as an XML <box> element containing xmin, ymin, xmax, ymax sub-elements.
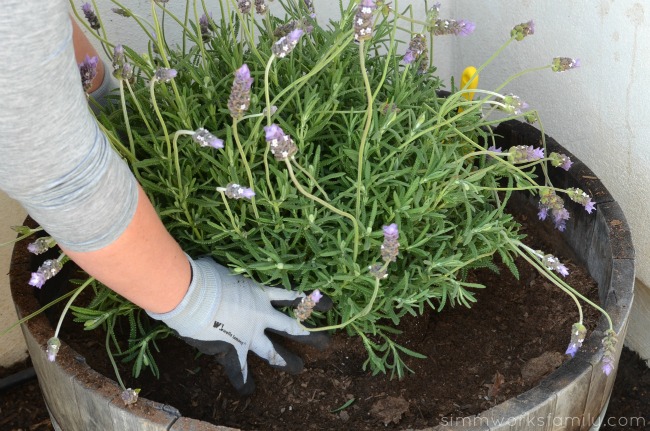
<box><xmin>74</xmin><ymin>0</ymin><xmax>542</xmax><ymax>379</ymax></box>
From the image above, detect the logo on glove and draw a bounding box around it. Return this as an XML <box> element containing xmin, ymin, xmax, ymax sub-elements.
<box><xmin>213</xmin><ymin>321</ymin><xmax>244</xmax><ymax>346</ymax></box>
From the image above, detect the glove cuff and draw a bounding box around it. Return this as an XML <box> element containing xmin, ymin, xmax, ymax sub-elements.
<box><xmin>146</xmin><ymin>254</ymin><xmax>223</xmax><ymax>338</ymax></box>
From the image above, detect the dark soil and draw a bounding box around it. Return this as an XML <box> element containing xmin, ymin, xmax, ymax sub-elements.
<box><xmin>1</xmin><ymin>214</ymin><xmax>648</xmax><ymax>430</ymax></box>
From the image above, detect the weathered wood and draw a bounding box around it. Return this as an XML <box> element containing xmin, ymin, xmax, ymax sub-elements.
<box><xmin>170</xmin><ymin>417</ymin><xmax>240</xmax><ymax>431</ymax></box>
<box><xmin>625</xmin><ymin>279</ymin><xmax>650</xmax><ymax>366</ymax></box>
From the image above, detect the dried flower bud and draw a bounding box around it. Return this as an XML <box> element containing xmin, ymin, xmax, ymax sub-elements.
<box><xmin>264</xmin><ymin>124</ymin><xmax>298</xmax><ymax>160</ymax></box>
<box><xmin>221</xmin><ymin>183</ymin><xmax>255</xmax><ymax>200</ymax></box>
<box><xmin>238</xmin><ymin>0</ymin><xmax>252</xmax><ymax>14</ymax></box>
<box><xmin>295</xmin><ymin>290</ymin><xmax>322</xmax><ymax>321</ymax></box>
<box><xmin>272</xmin><ymin>29</ymin><xmax>304</xmax><ymax>58</ymax></box>
<box><xmin>228</xmin><ymin>64</ymin><xmax>254</xmax><ymax>119</ymax></box>
<box><xmin>381</xmin><ymin>223</ymin><xmax>400</xmax><ymax>263</ymax></box>
<box><xmin>121</xmin><ymin>388</ymin><xmax>141</xmax><ymax>406</ymax></box>
<box><xmin>154</xmin><ymin>67</ymin><xmax>177</xmax><ymax>83</ymax></box>
<box><xmin>112</xmin><ymin>8</ymin><xmax>131</xmax><ymax>17</ymax></box>
<box><xmin>369</xmin><ymin>263</ymin><xmax>388</xmax><ymax>279</ymax></box>
<box><xmin>81</xmin><ymin>3</ymin><xmax>101</xmax><ymax>30</ymax></box>
<box><xmin>46</xmin><ymin>337</ymin><xmax>61</xmax><ymax>362</ymax></box>
<box><xmin>354</xmin><ymin>0</ymin><xmax>376</xmax><ymax>41</ymax></box>
<box><xmin>27</xmin><ymin>237</ymin><xmax>56</xmax><ymax>255</ymax></box>
<box><xmin>79</xmin><ymin>55</ymin><xmax>99</xmax><ymax>92</ymax></box>
<box><xmin>29</xmin><ymin>259</ymin><xmax>63</xmax><ymax>289</ymax></box>
<box><xmin>192</xmin><ymin>128</ymin><xmax>224</xmax><ymax>149</ymax></box>
<box><xmin>254</xmin><ymin>0</ymin><xmax>268</xmax><ymax>15</ymax></box>
<box><xmin>565</xmin><ymin>322</ymin><xmax>587</xmax><ymax>357</ymax></box>
<box><xmin>552</xmin><ymin>57</ymin><xmax>580</xmax><ymax>72</ymax></box>
<box><xmin>511</xmin><ymin>20</ymin><xmax>534</xmax><ymax>41</ymax></box>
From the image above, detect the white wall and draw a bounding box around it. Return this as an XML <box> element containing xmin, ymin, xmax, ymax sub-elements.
<box><xmin>447</xmin><ymin>0</ymin><xmax>650</xmax><ymax>362</ymax></box>
<box><xmin>3</xmin><ymin>0</ymin><xmax>649</xmax><ymax>365</ymax></box>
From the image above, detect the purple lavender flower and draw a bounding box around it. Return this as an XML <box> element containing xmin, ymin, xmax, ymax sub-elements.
<box><xmin>192</xmin><ymin>128</ymin><xmax>223</xmax><ymax>149</ymax></box>
<box><xmin>601</xmin><ymin>329</ymin><xmax>618</xmax><ymax>375</ymax></box>
<box><xmin>402</xmin><ymin>34</ymin><xmax>428</xmax><ymax>70</ymax></box>
<box><xmin>29</xmin><ymin>259</ymin><xmax>63</xmax><ymax>289</ymax></box>
<box><xmin>112</xmin><ymin>44</ymin><xmax>133</xmax><ymax>81</ymax></box>
<box><xmin>354</xmin><ymin>0</ymin><xmax>376</xmax><ymax>41</ymax></box>
<box><xmin>81</xmin><ymin>3</ymin><xmax>101</xmax><ymax>30</ymax></box>
<box><xmin>29</xmin><ymin>272</ymin><xmax>46</xmax><ymax>289</ymax></box>
<box><xmin>79</xmin><ymin>55</ymin><xmax>99</xmax><ymax>92</ymax></box>
<box><xmin>381</xmin><ymin>223</ymin><xmax>400</xmax><ymax>263</ymax></box>
<box><xmin>264</xmin><ymin>124</ymin><xmax>298</xmax><ymax>160</ymax></box>
<box><xmin>222</xmin><ymin>183</ymin><xmax>255</xmax><ymax>200</ymax></box>
<box><xmin>272</xmin><ymin>29</ymin><xmax>304</xmax><ymax>58</ymax></box>
<box><xmin>565</xmin><ymin>323</ymin><xmax>587</xmax><ymax>357</ymax></box>
<box><xmin>27</xmin><ymin>237</ymin><xmax>56</xmax><ymax>255</ymax></box>
<box><xmin>432</xmin><ymin>19</ymin><xmax>476</xmax><ymax>36</ymax></box>
<box><xmin>549</xmin><ymin>152</ymin><xmax>573</xmax><ymax>171</ymax></box>
<box><xmin>487</xmin><ymin>145</ymin><xmax>503</xmax><ymax>153</ymax></box>
<box><xmin>566</xmin><ymin>188</ymin><xmax>596</xmax><ymax>214</ymax></box>
<box><xmin>508</xmin><ymin>145</ymin><xmax>544</xmax><ymax>164</ymax></box>
<box><xmin>46</xmin><ymin>337</ymin><xmax>61</xmax><ymax>362</ymax></box>
<box><xmin>552</xmin><ymin>57</ymin><xmax>580</xmax><ymax>72</ymax></box>
<box><xmin>199</xmin><ymin>13</ymin><xmax>212</xmax><ymax>42</ymax></box>
<box><xmin>295</xmin><ymin>290</ymin><xmax>323</xmax><ymax>321</ymax></box>
<box><xmin>511</xmin><ymin>20</ymin><xmax>534</xmax><ymax>41</ymax></box>
<box><xmin>154</xmin><ymin>67</ymin><xmax>177</xmax><ymax>83</ymax></box>
<box><xmin>228</xmin><ymin>64</ymin><xmax>254</xmax><ymax>119</ymax></box>
<box><xmin>501</xmin><ymin>94</ymin><xmax>529</xmax><ymax>115</ymax></box>
<box><xmin>553</xmin><ymin>207</ymin><xmax>570</xmax><ymax>231</ymax></box>
<box><xmin>542</xmin><ymin>253</ymin><xmax>570</xmax><ymax>277</ymax></box>
<box><xmin>538</xmin><ymin>205</ymin><xmax>548</xmax><ymax>221</ymax></box>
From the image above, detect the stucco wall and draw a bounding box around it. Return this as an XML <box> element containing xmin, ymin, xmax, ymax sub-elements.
<box><xmin>2</xmin><ymin>1</ymin><xmax>648</xmax><ymax>366</ymax></box>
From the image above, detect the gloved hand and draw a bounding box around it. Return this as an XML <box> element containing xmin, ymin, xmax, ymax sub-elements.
<box><xmin>147</xmin><ymin>256</ymin><xmax>331</xmax><ymax>395</ymax></box>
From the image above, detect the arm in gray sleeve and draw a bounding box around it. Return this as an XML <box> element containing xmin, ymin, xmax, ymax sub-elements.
<box><xmin>0</xmin><ymin>0</ymin><xmax>138</xmax><ymax>252</ymax></box>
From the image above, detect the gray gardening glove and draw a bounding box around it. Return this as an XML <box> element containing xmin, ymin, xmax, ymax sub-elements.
<box><xmin>147</xmin><ymin>256</ymin><xmax>331</xmax><ymax>396</ymax></box>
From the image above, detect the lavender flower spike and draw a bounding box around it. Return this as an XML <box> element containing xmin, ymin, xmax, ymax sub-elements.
<box><xmin>121</xmin><ymin>388</ymin><xmax>140</xmax><ymax>406</ymax></box>
<box><xmin>222</xmin><ymin>183</ymin><xmax>255</xmax><ymax>200</ymax></box>
<box><xmin>199</xmin><ymin>13</ymin><xmax>212</xmax><ymax>42</ymax></box>
<box><xmin>228</xmin><ymin>64</ymin><xmax>254</xmax><ymax>119</ymax></box>
<box><xmin>79</xmin><ymin>55</ymin><xmax>99</xmax><ymax>92</ymax></box>
<box><xmin>566</xmin><ymin>188</ymin><xmax>596</xmax><ymax>214</ymax></box>
<box><xmin>272</xmin><ymin>29</ymin><xmax>304</xmax><ymax>58</ymax></box>
<box><xmin>552</xmin><ymin>57</ymin><xmax>580</xmax><ymax>72</ymax></box>
<box><xmin>432</xmin><ymin>19</ymin><xmax>476</xmax><ymax>36</ymax></box>
<box><xmin>601</xmin><ymin>329</ymin><xmax>618</xmax><ymax>375</ymax></box>
<box><xmin>549</xmin><ymin>152</ymin><xmax>573</xmax><ymax>171</ymax></box>
<box><xmin>508</xmin><ymin>145</ymin><xmax>544</xmax><ymax>164</ymax></box>
<box><xmin>154</xmin><ymin>67</ymin><xmax>178</xmax><ymax>83</ymax></box>
<box><xmin>46</xmin><ymin>337</ymin><xmax>61</xmax><ymax>362</ymax></box>
<box><xmin>295</xmin><ymin>290</ymin><xmax>323</xmax><ymax>321</ymax></box>
<box><xmin>264</xmin><ymin>124</ymin><xmax>298</xmax><ymax>160</ymax></box>
<box><xmin>29</xmin><ymin>259</ymin><xmax>63</xmax><ymax>289</ymax></box>
<box><xmin>254</xmin><ymin>0</ymin><xmax>268</xmax><ymax>15</ymax></box>
<box><xmin>381</xmin><ymin>223</ymin><xmax>400</xmax><ymax>263</ymax></box>
<box><xmin>27</xmin><ymin>237</ymin><xmax>57</xmax><ymax>255</ymax></box>
<box><xmin>511</xmin><ymin>20</ymin><xmax>534</xmax><ymax>41</ymax></box>
<box><xmin>192</xmin><ymin>128</ymin><xmax>224</xmax><ymax>149</ymax></box>
<box><xmin>354</xmin><ymin>0</ymin><xmax>376</xmax><ymax>41</ymax></box>
<box><xmin>81</xmin><ymin>3</ymin><xmax>101</xmax><ymax>30</ymax></box>
<box><xmin>565</xmin><ymin>322</ymin><xmax>587</xmax><ymax>357</ymax></box>
<box><xmin>542</xmin><ymin>253</ymin><xmax>569</xmax><ymax>277</ymax></box>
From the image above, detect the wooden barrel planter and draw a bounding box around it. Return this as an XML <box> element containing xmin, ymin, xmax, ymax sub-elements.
<box><xmin>10</xmin><ymin>120</ymin><xmax>634</xmax><ymax>431</ymax></box>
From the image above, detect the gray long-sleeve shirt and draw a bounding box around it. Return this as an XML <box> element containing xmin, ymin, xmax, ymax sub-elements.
<box><xmin>0</xmin><ymin>0</ymin><xmax>137</xmax><ymax>252</ymax></box>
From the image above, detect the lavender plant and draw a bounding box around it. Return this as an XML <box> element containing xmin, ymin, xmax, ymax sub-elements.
<box><xmin>10</xmin><ymin>0</ymin><xmax>616</xmax><ymax>383</ymax></box>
